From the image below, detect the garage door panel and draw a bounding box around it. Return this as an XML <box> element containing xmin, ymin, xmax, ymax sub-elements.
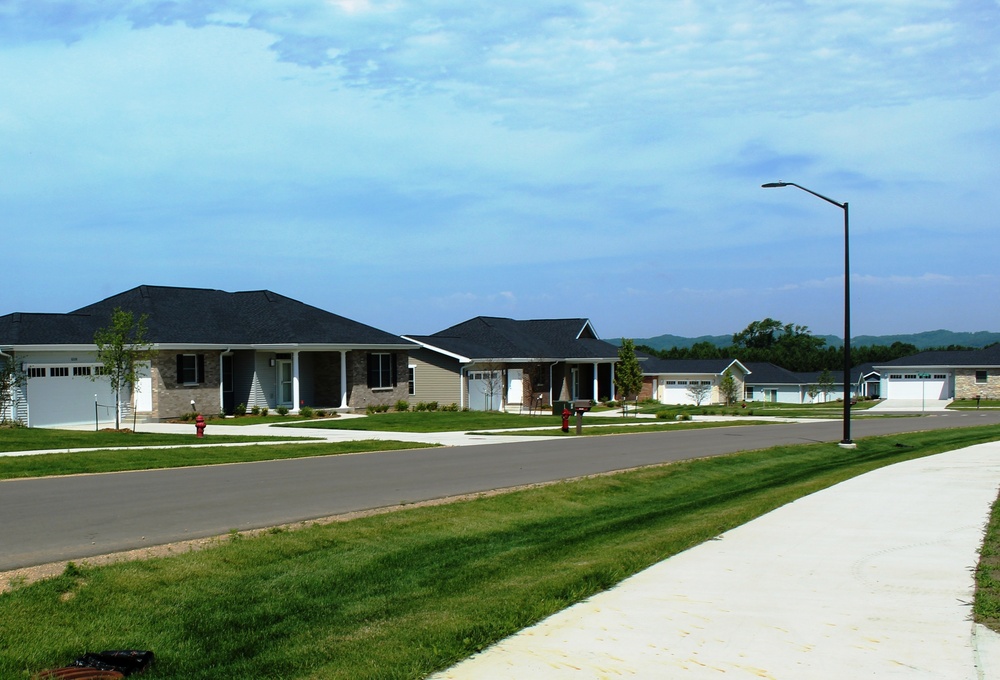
<box><xmin>27</xmin><ymin>373</ymin><xmax>116</xmax><ymax>427</ymax></box>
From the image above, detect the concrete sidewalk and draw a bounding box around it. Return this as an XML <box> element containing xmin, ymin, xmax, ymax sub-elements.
<box><xmin>433</xmin><ymin>442</ymin><xmax>1000</xmax><ymax>679</ymax></box>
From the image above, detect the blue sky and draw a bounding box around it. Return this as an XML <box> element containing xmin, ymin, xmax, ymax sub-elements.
<box><xmin>2</xmin><ymin>1</ymin><xmax>998</xmax><ymax>340</ymax></box>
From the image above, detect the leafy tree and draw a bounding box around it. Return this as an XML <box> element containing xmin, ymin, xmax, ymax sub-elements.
<box><xmin>732</xmin><ymin>318</ymin><xmax>784</xmax><ymax>349</ymax></box>
<box><xmin>817</xmin><ymin>369</ymin><xmax>836</xmax><ymax>402</ymax></box>
<box><xmin>807</xmin><ymin>383</ymin><xmax>820</xmax><ymax>403</ymax></box>
<box><xmin>720</xmin><ymin>368</ymin><xmax>738</xmax><ymax>405</ymax></box>
<box><xmin>614</xmin><ymin>338</ymin><xmax>644</xmax><ymax>412</ymax></box>
<box><xmin>0</xmin><ymin>353</ymin><xmax>26</xmax><ymax>425</ymax></box>
<box><xmin>94</xmin><ymin>307</ymin><xmax>154</xmax><ymax>430</ymax></box>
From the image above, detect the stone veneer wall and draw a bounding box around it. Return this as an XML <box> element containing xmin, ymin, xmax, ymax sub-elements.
<box><xmin>347</xmin><ymin>351</ymin><xmax>409</xmax><ymax>410</ymax></box>
<box><xmin>955</xmin><ymin>369</ymin><xmax>1000</xmax><ymax>400</ymax></box>
<box><xmin>151</xmin><ymin>351</ymin><xmax>221</xmax><ymax>419</ymax></box>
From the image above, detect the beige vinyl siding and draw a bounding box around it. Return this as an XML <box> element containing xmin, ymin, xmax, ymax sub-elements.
<box><xmin>409</xmin><ymin>348</ymin><xmax>463</xmax><ymax>406</ymax></box>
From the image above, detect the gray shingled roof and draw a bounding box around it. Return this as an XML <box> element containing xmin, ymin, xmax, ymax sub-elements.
<box><xmin>876</xmin><ymin>346</ymin><xmax>1000</xmax><ymax>368</ymax></box>
<box><xmin>0</xmin><ymin>285</ymin><xmax>410</xmax><ymax>347</ymax></box>
<box><xmin>638</xmin><ymin>354</ymin><xmax>745</xmax><ymax>376</ymax></box>
<box><xmin>407</xmin><ymin>316</ymin><xmax>619</xmax><ymax>361</ymax></box>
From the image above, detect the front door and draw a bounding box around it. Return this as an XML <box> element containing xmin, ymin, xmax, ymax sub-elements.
<box><xmin>278</xmin><ymin>360</ymin><xmax>293</xmax><ymax>407</ymax></box>
<box><xmin>507</xmin><ymin>369</ymin><xmax>523</xmax><ymax>405</ymax></box>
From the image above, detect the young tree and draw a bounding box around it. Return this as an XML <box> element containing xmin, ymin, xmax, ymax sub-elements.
<box><xmin>807</xmin><ymin>383</ymin><xmax>820</xmax><ymax>403</ymax></box>
<box><xmin>94</xmin><ymin>307</ymin><xmax>154</xmax><ymax>430</ymax></box>
<box><xmin>686</xmin><ymin>381</ymin><xmax>712</xmax><ymax>406</ymax></box>
<box><xmin>817</xmin><ymin>369</ymin><xmax>836</xmax><ymax>403</ymax></box>
<box><xmin>720</xmin><ymin>368</ymin><xmax>739</xmax><ymax>406</ymax></box>
<box><xmin>614</xmin><ymin>338</ymin><xmax>644</xmax><ymax>415</ymax></box>
<box><xmin>0</xmin><ymin>353</ymin><xmax>26</xmax><ymax>425</ymax></box>
<box><xmin>477</xmin><ymin>359</ymin><xmax>506</xmax><ymax>411</ymax></box>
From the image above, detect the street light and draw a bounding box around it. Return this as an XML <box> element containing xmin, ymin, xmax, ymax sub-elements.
<box><xmin>762</xmin><ymin>181</ymin><xmax>855</xmax><ymax>448</ymax></box>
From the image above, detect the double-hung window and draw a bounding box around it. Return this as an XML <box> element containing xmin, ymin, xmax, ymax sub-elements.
<box><xmin>177</xmin><ymin>354</ymin><xmax>206</xmax><ymax>385</ymax></box>
<box><xmin>367</xmin><ymin>353</ymin><xmax>397</xmax><ymax>390</ymax></box>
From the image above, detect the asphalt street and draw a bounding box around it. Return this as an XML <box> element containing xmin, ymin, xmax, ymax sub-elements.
<box><xmin>2</xmin><ymin>411</ymin><xmax>998</xmax><ymax>571</ymax></box>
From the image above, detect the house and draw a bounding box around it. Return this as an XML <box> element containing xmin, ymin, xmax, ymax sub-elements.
<box><xmin>742</xmin><ymin>362</ymin><xmax>877</xmax><ymax>404</ymax></box>
<box><xmin>875</xmin><ymin>345</ymin><xmax>1000</xmax><ymax>401</ymax></box>
<box><xmin>402</xmin><ymin>317</ymin><xmax>621</xmax><ymax>411</ymax></box>
<box><xmin>0</xmin><ymin>285</ymin><xmax>416</xmax><ymax>427</ymax></box>
<box><xmin>638</xmin><ymin>355</ymin><xmax>749</xmax><ymax>405</ymax></box>
<box><xmin>742</xmin><ymin>362</ymin><xmax>813</xmax><ymax>404</ymax></box>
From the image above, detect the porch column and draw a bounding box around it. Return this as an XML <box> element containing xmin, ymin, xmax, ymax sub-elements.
<box><xmin>339</xmin><ymin>351</ymin><xmax>348</xmax><ymax>409</ymax></box>
<box><xmin>292</xmin><ymin>351</ymin><xmax>301</xmax><ymax>412</ymax></box>
<box><xmin>610</xmin><ymin>362</ymin><xmax>616</xmax><ymax>400</ymax></box>
<box><xmin>593</xmin><ymin>363</ymin><xmax>599</xmax><ymax>402</ymax></box>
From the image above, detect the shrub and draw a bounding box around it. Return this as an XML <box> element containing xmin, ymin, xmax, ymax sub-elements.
<box><xmin>442</xmin><ymin>402</ymin><xmax>459</xmax><ymax>412</ymax></box>
<box><xmin>299</xmin><ymin>405</ymin><xmax>314</xmax><ymax>418</ymax></box>
<box><xmin>234</xmin><ymin>402</ymin><xmax>247</xmax><ymax>417</ymax></box>
<box><xmin>414</xmin><ymin>402</ymin><xmax>427</xmax><ymax>412</ymax></box>
<box><xmin>676</xmin><ymin>413</ymin><xmax>692</xmax><ymax>421</ymax></box>
<box><xmin>426</xmin><ymin>401</ymin><xmax>439</xmax><ymax>411</ymax></box>
<box><xmin>315</xmin><ymin>409</ymin><xmax>327</xmax><ymax>417</ymax></box>
<box><xmin>395</xmin><ymin>400</ymin><xmax>409</xmax><ymax>412</ymax></box>
<box><xmin>260</xmin><ymin>407</ymin><xmax>269</xmax><ymax>417</ymax></box>
<box><xmin>656</xmin><ymin>411</ymin><xmax>671</xmax><ymax>420</ymax></box>
<box><xmin>276</xmin><ymin>405</ymin><xmax>289</xmax><ymax>416</ymax></box>
<box><xmin>250</xmin><ymin>405</ymin><xmax>261</xmax><ymax>416</ymax></box>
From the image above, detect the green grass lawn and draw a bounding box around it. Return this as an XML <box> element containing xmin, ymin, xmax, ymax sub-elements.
<box><xmin>0</xmin><ymin>440</ymin><xmax>435</xmax><ymax>481</ymax></box>
<box><xmin>951</xmin><ymin>399</ymin><xmax>1000</xmax><ymax>409</ymax></box>
<box><xmin>277</xmin><ymin>410</ymin><xmax>564</xmax><ymax>432</ymax></box>
<box><xmin>3</xmin><ymin>425</ymin><xmax>998</xmax><ymax>679</ymax></box>
<box><xmin>639</xmin><ymin>400</ymin><xmax>881</xmax><ymax>419</ymax></box>
<box><xmin>495</xmin><ymin>419</ymin><xmax>775</xmax><ymax>436</ymax></box>
<box><xmin>0</xmin><ymin>427</ymin><xmax>312</xmax><ymax>453</ymax></box>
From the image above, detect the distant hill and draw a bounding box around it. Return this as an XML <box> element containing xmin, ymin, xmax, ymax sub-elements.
<box><xmin>617</xmin><ymin>330</ymin><xmax>1000</xmax><ymax>351</ymax></box>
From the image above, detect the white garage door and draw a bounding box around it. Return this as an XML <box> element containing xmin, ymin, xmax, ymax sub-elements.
<box><xmin>26</xmin><ymin>365</ymin><xmax>116</xmax><ymax>427</ymax></box>
<box><xmin>885</xmin><ymin>374</ymin><xmax>951</xmax><ymax>400</ymax></box>
<box><xmin>467</xmin><ymin>371</ymin><xmax>502</xmax><ymax>411</ymax></box>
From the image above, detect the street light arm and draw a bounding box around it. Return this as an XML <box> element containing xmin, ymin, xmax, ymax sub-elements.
<box><xmin>761</xmin><ymin>181</ymin><xmax>845</xmax><ymax>209</ymax></box>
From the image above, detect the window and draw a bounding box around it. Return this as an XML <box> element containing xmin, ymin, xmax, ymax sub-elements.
<box><xmin>745</xmin><ymin>386</ymin><xmax>754</xmax><ymax>399</ymax></box>
<box><xmin>50</xmin><ymin>367</ymin><xmax>69</xmax><ymax>377</ymax></box>
<box><xmin>94</xmin><ymin>366</ymin><xmax>108</xmax><ymax>376</ymax></box>
<box><xmin>73</xmin><ymin>366</ymin><xmax>91</xmax><ymax>377</ymax></box>
<box><xmin>367</xmin><ymin>353</ymin><xmax>397</xmax><ymax>390</ymax></box>
<box><xmin>904</xmin><ymin>374</ymin><xmax>917</xmax><ymax>379</ymax></box>
<box><xmin>176</xmin><ymin>354</ymin><xmax>206</xmax><ymax>385</ymax></box>
<box><xmin>28</xmin><ymin>367</ymin><xmax>46</xmax><ymax>378</ymax></box>
<box><xmin>408</xmin><ymin>366</ymin><xmax>415</xmax><ymax>396</ymax></box>
<box><xmin>976</xmin><ymin>370</ymin><xmax>988</xmax><ymax>384</ymax></box>
<box><xmin>933</xmin><ymin>374</ymin><xmax>947</xmax><ymax>380</ymax></box>
<box><xmin>889</xmin><ymin>374</ymin><xmax>902</xmax><ymax>379</ymax></box>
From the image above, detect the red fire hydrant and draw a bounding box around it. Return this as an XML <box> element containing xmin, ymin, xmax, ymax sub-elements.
<box><xmin>195</xmin><ymin>414</ymin><xmax>206</xmax><ymax>438</ymax></box>
<box><xmin>561</xmin><ymin>407</ymin><xmax>570</xmax><ymax>433</ymax></box>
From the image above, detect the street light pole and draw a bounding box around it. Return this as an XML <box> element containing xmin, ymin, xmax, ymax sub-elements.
<box><xmin>762</xmin><ymin>181</ymin><xmax>855</xmax><ymax>448</ymax></box>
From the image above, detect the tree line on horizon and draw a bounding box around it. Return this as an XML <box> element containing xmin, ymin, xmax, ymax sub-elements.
<box><xmin>636</xmin><ymin>318</ymin><xmax>985</xmax><ymax>373</ymax></box>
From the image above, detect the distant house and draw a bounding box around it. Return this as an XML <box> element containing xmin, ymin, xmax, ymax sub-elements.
<box><xmin>0</xmin><ymin>285</ymin><xmax>415</xmax><ymax>427</ymax></box>
<box><xmin>638</xmin><ymin>355</ymin><xmax>749</xmax><ymax>405</ymax></box>
<box><xmin>403</xmin><ymin>317</ymin><xmax>621</xmax><ymax>411</ymax></box>
<box><xmin>875</xmin><ymin>346</ymin><xmax>1000</xmax><ymax>401</ymax></box>
<box><xmin>742</xmin><ymin>362</ymin><xmax>878</xmax><ymax>404</ymax></box>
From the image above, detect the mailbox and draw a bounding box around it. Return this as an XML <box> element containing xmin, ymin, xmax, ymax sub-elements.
<box><xmin>572</xmin><ymin>400</ymin><xmax>592</xmax><ymax>413</ymax></box>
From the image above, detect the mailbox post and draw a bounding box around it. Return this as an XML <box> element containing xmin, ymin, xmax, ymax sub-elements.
<box><xmin>572</xmin><ymin>400</ymin><xmax>591</xmax><ymax>434</ymax></box>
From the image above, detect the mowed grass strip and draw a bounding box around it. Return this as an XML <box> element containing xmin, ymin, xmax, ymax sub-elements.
<box><xmin>277</xmin><ymin>410</ymin><xmax>564</xmax><ymax>432</ymax></box>
<box><xmin>495</xmin><ymin>419</ymin><xmax>776</xmax><ymax>436</ymax></box>
<box><xmin>0</xmin><ymin>427</ymin><xmax>311</xmax><ymax>453</ymax></box>
<box><xmin>0</xmin><ymin>440</ymin><xmax>434</xmax><ymax>480</ymax></box>
<box><xmin>3</xmin><ymin>426</ymin><xmax>998</xmax><ymax>679</ymax></box>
